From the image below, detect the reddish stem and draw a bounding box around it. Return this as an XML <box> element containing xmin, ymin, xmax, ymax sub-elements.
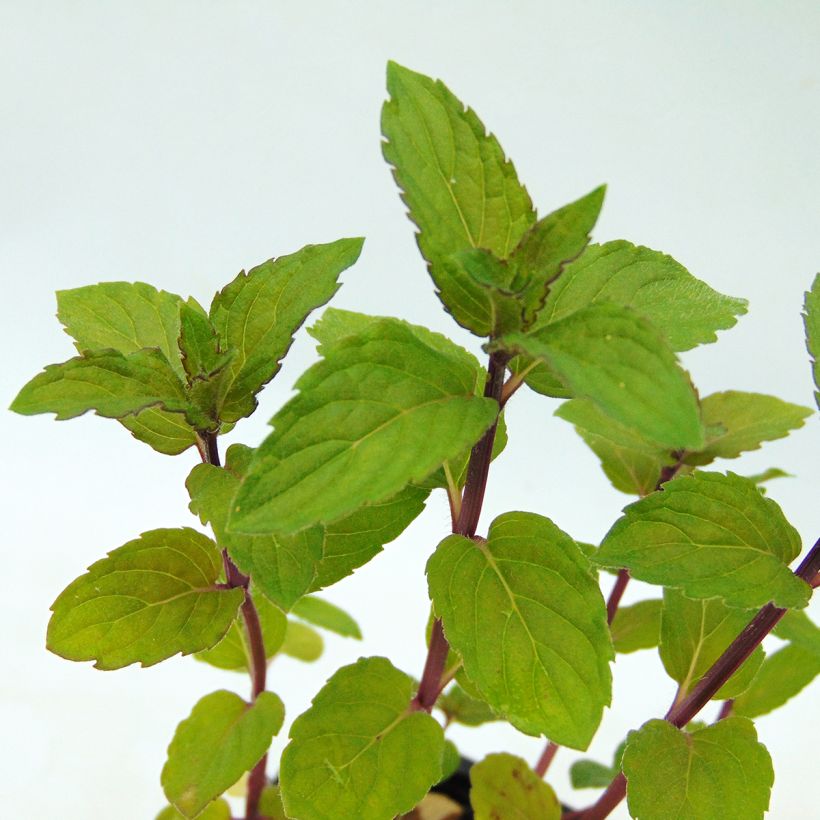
<box><xmin>412</xmin><ymin>618</ymin><xmax>450</xmax><ymax>711</ymax></box>
<box><xmin>534</xmin><ymin>741</ymin><xmax>560</xmax><ymax>777</ymax></box>
<box><xmin>570</xmin><ymin>536</ymin><xmax>820</xmax><ymax>819</ymax></box>
<box><xmin>200</xmin><ymin>432</ymin><xmax>269</xmax><ymax>820</ymax></box>
<box><xmin>606</xmin><ymin>569</ymin><xmax>630</xmax><ymax>625</ymax></box>
<box><xmin>413</xmin><ymin>352</ymin><xmax>508</xmax><ymax>713</ymax></box>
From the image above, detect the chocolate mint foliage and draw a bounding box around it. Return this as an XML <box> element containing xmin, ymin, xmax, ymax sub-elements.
<box><xmin>11</xmin><ymin>61</ymin><xmax>818</xmax><ymax>820</ymax></box>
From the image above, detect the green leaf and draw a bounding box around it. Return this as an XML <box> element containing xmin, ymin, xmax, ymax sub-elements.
<box><xmin>314</xmin><ymin>483</ymin><xmax>429</xmax><ymax>589</ymax></box>
<box><xmin>745</xmin><ymin>467</ymin><xmax>791</xmax><ymax>486</ymax></box>
<box><xmin>427</xmin><ymin>512</ymin><xmax>613</xmax><ymax>749</ymax></box>
<box><xmin>438</xmin><ymin>684</ymin><xmax>499</xmax><ymax>727</ymax></box>
<box><xmin>772</xmin><ymin>609</ymin><xmax>820</xmax><ymax>656</ymax></box>
<box><xmin>437</xmin><ymin>248</ymin><xmax>523</xmax><ymax>337</ymax></box>
<box><xmin>533</xmin><ymin>240</ymin><xmax>747</xmax><ymax>350</ymax></box>
<box><xmin>195</xmin><ymin>591</ymin><xmax>287</xmax><ymax>672</ymax></box>
<box><xmin>178</xmin><ymin>302</ymin><xmax>229</xmax><ymax>382</ymax></box>
<box><xmin>659</xmin><ymin>588</ymin><xmax>764</xmax><ymax>700</ymax></box>
<box><xmin>258</xmin><ymin>786</ymin><xmax>288</xmax><ymax>820</ymax></box>
<box><xmin>470</xmin><ymin>753</ymin><xmax>560</xmax><ymax>820</ymax></box>
<box><xmin>804</xmin><ymin>273</ymin><xmax>820</xmax><ymax>407</ymax></box>
<box><xmin>291</xmin><ymin>595</ymin><xmax>361</xmax><ymax>639</ymax></box>
<box><xmin>280</xmin><ymin>656</ymin><xmax>445</xmax><ymax>820</ymax></box>
<box><xmin>685</xmin><ymin>391</ymin><xmax>812</xmax><ymax>466</ymax></box>
<box><xmin>622</xmin><ymin>718</ymin><xmax>773</xmax><ymax>820</ymax></box>
<box><xmin>570</xmin><ymin>760</ymin><xmax>616</xmax><ymax>790</ymax></box>
<box><xmin>120</xmin><ymin>407</ymin><xmax>199</xmax><ymax>455</ymax></box>
<box><xmin>732</xmin><ymin>643</ymin><xmax>820</xmax><ymax>718</ymax></box>
<box><xmin>516</xmin><ymin>241</ymin><xmax>747</xmax><ymax>399</ymax></box>
<box><xmin>187</xmin><ymin>459</ymin><xmax>323</xmax><ymax>610</ymax></box>
<box><xmin>596</xmin><ymin>471</ymin><xmax>809</xmax><ymax>609</ymax></box>
<box><xmin>508</xmin><ymin>186</ymin><xmax>605</xmax><ymax>298</ymax></box>
<box><xmin>209</xmin><ymin>238</ymin><xmax>364</xmax><ymax>422</ymax></box>
<box><xmin>309</xmin><ymin>308</ymin><xmax>483</xmax><ymax>390</ymax></box>
<box><xmin>280</xmin><ymin>619</ymin><xmax>324</xmax><ymax>662</ymax></box>
<box><xmin>162</xmin><ymin>690</ymin><xmax>285</xmax><ymax>819</ymax></box>
<box><xmin>189</xmin><ymin>448</ymin><xmax>428</xmax><ymax>602</ymax></box>
<box><xmin>156</xmin><ymin>798</ymin><xmax>231</xmax><ymax>820</ymax></box>
<box><xmin>176</xmin><ymin>302</ymin><xmax>238</xmax><ymax>428</ymax></box>
<box><xmin>230</xmin><ymin>318</ymin><xmax>498</xmax><ymax>535</ymax></box>
<box><xmin>57</xmin><ymin>281</ymin><xmax>187</xmax><ymax>377</ymax></box>
<box><xmin>48</xmin><ymin>528</ymin><xmax>244</xmax><ymax>669</ymax></box>
<box><xmin>555</xmin><ymin>398</ymin><xmax>675</xmax><ymax>496</ymax></box>
<box><xmin>428</xmin><ymin>184</ymin><xmax>604</xmax><ymax>337</ymax></box>
<box><xmin>56</xmin><ymin>281</ymin><xmax>203</xmax><ymax>453</ymax></box>
<box><xmin>610</xmin><ymin>600</ymin><xmax>662</xmax><ymax>654</ymax></box>
<box><xmin>440</xmin><ymin>739</ymin><xmax>461</xmax><ymax>783</ymax></box>
<box><xmin>381</xmin><ymin>61</ymin><xmax>535</xmax><ymax>335</ymax></box>
<box><xmin>570</xmin><ymin>741</ymin><xmax>626</xmax><ymax>789</ymax></box>
<box><xmin>11</xmin><ymin>349</ymin><xmax>189</xmax><ymax>421</ymax></box>
<box><xmin>500</xmin><ymin>303</ymin><xmax>704</xmax><ymax>450</ymax></box>
<box><xmin>310</xmin><ymin>310</ymin><xmax>498</xmax><ymax>494</ymax></box>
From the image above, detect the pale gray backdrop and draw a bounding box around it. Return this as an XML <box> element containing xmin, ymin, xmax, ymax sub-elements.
<box><xmin>2</xmin><ymin>2</ymin><xmax>818</xmax><ymax>818</ymax></box>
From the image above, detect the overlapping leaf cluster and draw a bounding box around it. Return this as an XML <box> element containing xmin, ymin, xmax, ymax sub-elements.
<box><xmin>10</xmin><ymin>60</ymin><xmax>819</xmax><ymax>820</ymax></box>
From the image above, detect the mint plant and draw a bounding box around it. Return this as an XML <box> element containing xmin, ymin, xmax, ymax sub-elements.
<box><xmin>11</xmin><ymin>61</ymin><xmax>820</xmax><ymax>820</ymax></box>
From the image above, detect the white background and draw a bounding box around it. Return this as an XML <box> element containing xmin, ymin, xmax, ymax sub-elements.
<box><xmin>2</xmin><ymin>2</ymin><xmax>819</xmax><ymax>818</ymax></box>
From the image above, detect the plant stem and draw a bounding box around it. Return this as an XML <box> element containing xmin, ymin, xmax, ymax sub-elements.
<box><xmin>199</xmin><ymin>432</ymin><xmax>268</xmax><ymax>820</ymax></box>
<box><xmin>412</xmin><ymin>351</ymin><xmax>509</xmax><ymax>713</ymax></box>
<box><xmin>568</xmin><ymin>535</ymin><xmax>820</xmax><ymax>819</ymax></box>
<box><xmin>716</xmin><ymin>699</ymin><xmax>734</xmax><ymax>721</ymax></box>
<box><xmin>412</xmin><ymin>618</ymin><xmax>451</xmax><ymax>711</ymax></box>
<box><xmin>605</xmin><ymin>569</ymin><xmax>630</xmax><ymax>625</ymax></box>
<box><xmin>534</xmin><ymin>741</ymin><xmax>560</xmax><ymax>777</ymax></box>
<box><xmin>456</xmin><ymin>351</ymin><xmax>509</xmax><ymax>539</ymax></box>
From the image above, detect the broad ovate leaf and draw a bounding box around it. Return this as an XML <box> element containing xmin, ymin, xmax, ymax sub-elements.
<box><xmin>659</xmin><ymin>588</ymin><xmax>763</xmax><ymax>700</ymax></box>
<box><xmin>11</xmin><ymin>349</ymin><xmax>188</xmax><ymax>421</ymax></box>
<box><xmin>501</xmin><ymin>303</ymin><xmax>704</xmax><ymax>450</ymax></box>
<box><xmin>470</xmin><ymin>753</ymin><xmax>560</xmax><ymax>820</ymax></box>
<box><xmin>162</xmin><ymin>690</ymin><xmax>284</xmax><ymax>818</ymax></box>
<box><xmin>230</xmin><ymin>318</ymin><xmax>497</xmax><ymax>535</ymax></box>
<box><xmin>381</xmin><ymin>61</ymin><xmax>535</xmax><ymax>335</ymax></box>
<box><xmin>209</xmin><ymin>238</ymin><xmax>363</xmax><ymax>422</ymax></box>
<box><xmin>596</xmin><ymin>471</ymin><xmax>809</xmax><ymax>609</ymax></box>
<box><xmin>56</xmin><ymin>281</ymin><xmax>202</xmax><ymax>453</ymax></box>
<box><xmin>48</xmin><ymin>528</ymin><xmax>244</xmax><ymax>669</ymax></box>
<box><xmin>57</xmin><ymin>281</ymin><xmax>187</xmax><ymax>376</ymax></box>
<box><xmin>189</xmin><ymin>444</ymin><xmax>428</xmax><ymax>601</ymax></box>
<box><xmin>685</xmin><ymin>391</ymin><xmax>812</xmax><ymax>466</ymax></box>
<box><xmin>427</xmin><ymin>512</ymin><xmax>613</xmax><ymax>749</ymax></box>
<box><xmin>280</xmin><ymin>656</ymin><xmax>444</xmax><ymax>820</ymax></box>
<box><xmin>622</xmin><ymin>718</ymin><xmax>773</xmax><ymax>820</ymax></box>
